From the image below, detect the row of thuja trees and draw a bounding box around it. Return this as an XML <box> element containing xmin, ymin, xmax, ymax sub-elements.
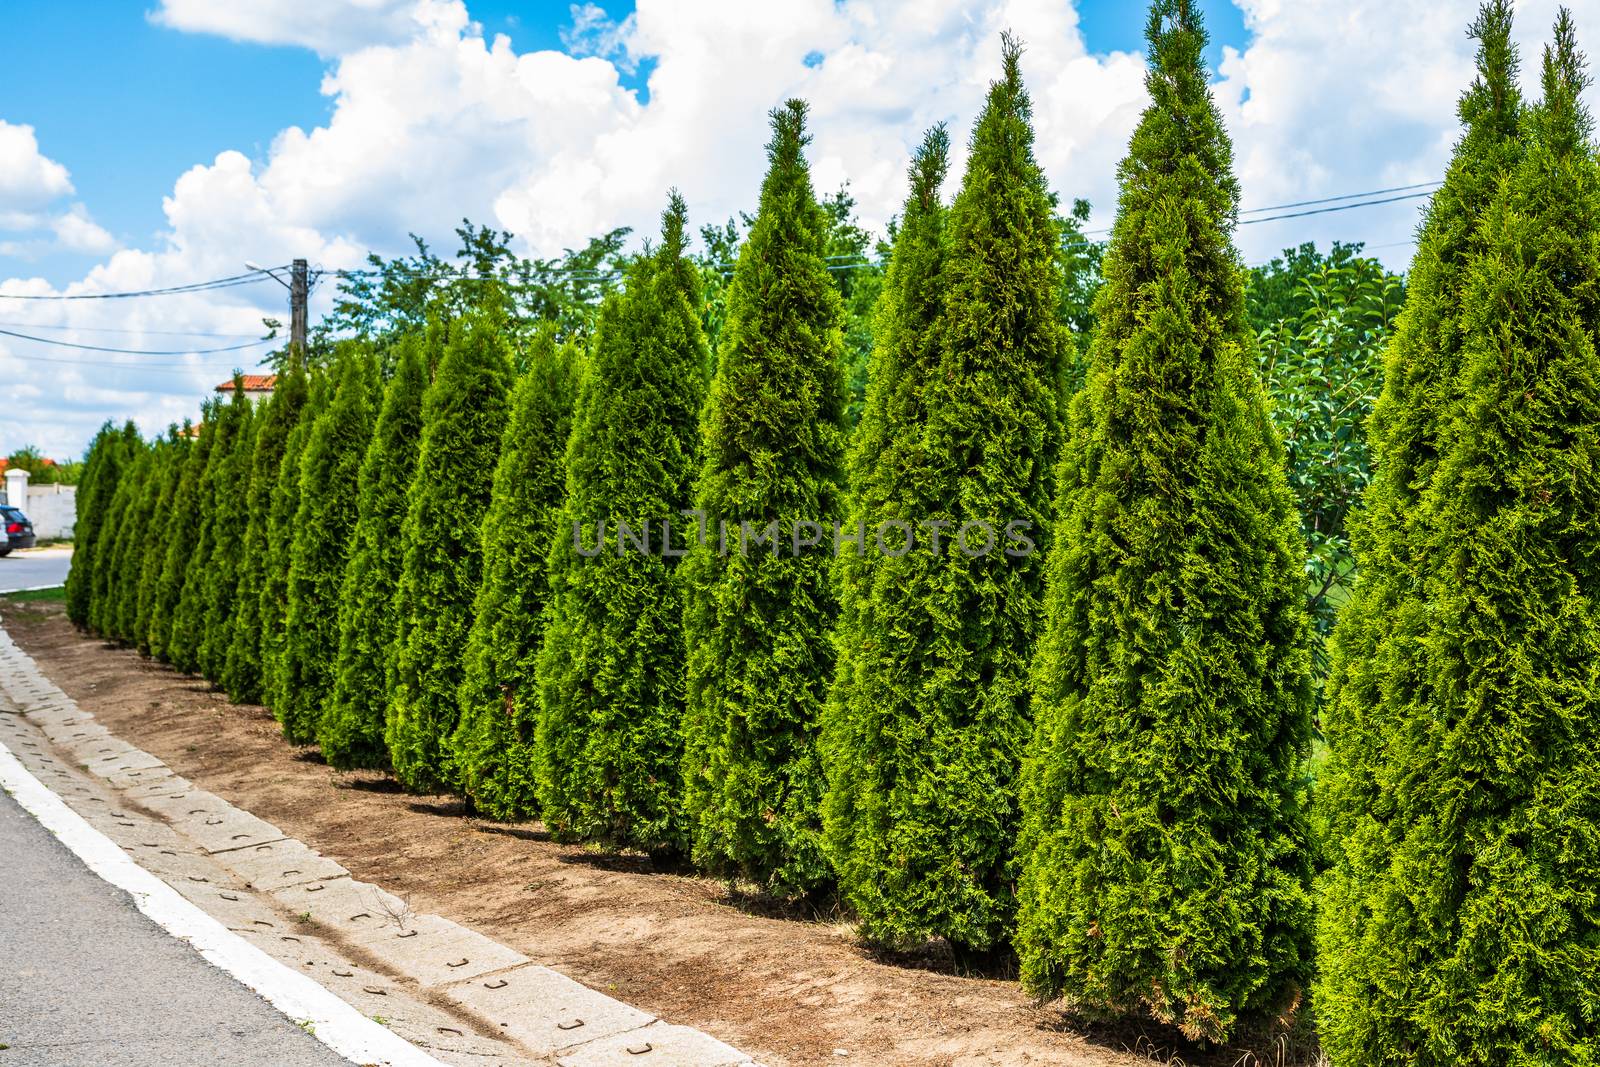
<box><xmin>60</xmin><ymin>1</ymin><xmax>1597</xmax><ymax>1059</ymax></box>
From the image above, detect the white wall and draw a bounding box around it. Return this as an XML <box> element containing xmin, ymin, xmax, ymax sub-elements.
<box><xmin>3</xmin><ymin>482</ymin><xmax>76</xmax><ymax>540</ymax></box>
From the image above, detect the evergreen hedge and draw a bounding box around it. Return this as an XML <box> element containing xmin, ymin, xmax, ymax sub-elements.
<box><xmin>198</xmin><ymin>383</ymin><xmax>257</xmax><ymax>680</ymax></box>
<box><xmin>1016</xmin><ymin>1</ymin><xmax>1313</xmax><ymax>1040</ymax></box>
<box><xmin>386</xmin><ymin>312</ymin><xmax>512</xmax><ymax>793</ymax></box>
<box><xmin>263</xmin><ymin>372</ymin><xmax>326</xmax><ymax>714</ymax></box>
<box><xmin>321</xmin><ymin>333</ymin><xmax>429</xmax><ymax>769</ymax></box>
<box><xmin>149</xmin><ymin>405</ymin><xmax>216</xmax><ymax>665</ymax></box>
<box><xmin>170</xmin><ymin>391</ymin><xmax>251</xmax><ymax>674</ymax></box>
<box><xmin>109</xmin><ymin>431</ymin><xmax>169</xmax><ymax>643</ymax></box>
<box><xmin>450</xmin><ymin>325</ymin><xmax>580</xmax><ymax>818</ymax></box>
<box><xmin>65</xmin><ymin>421</ymin><xmax>137</xmax><ymax>628</ymax></box>
<box><xmin>1317</xmin><ymin>9</ymin><xmax>1600</xmax><ymax>1062</ymax></box>
<box><xmin>280</xmin><ymin>349</ymin><xmax>376</xmax><ymax>744</ymax></box>
<box><xmin>678</xmin><ymin>105</ymin><xmax>848</xmax><ymax>889</ymax></box>
<box><xmin>224</xmin><ymin>368</ymin><xmax>310</xmax><ymax>703</ymax></box>
<box><xmin>88</xmin><ymin>432</ymin><xmax>145</xmax><ymax>638</ymax></box>
<box><xmin>536</xmin><ymin>196</ymin><xmax>708</xmax><ymax>850</ymax></box>
<box><xmin>136</xmin><ymin>425</ymin><xmax>190</xmax><ymax>655</ymax></box>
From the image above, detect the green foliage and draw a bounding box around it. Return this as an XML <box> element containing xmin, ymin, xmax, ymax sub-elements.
<box><xmin>1057</xmin><ymin>197</ymin><xmax>1105</xmax><ymax>394</ymax></box>
<box><xmin>1017</xmin><ymin>2</ymin><xmax>1313</xmax><ymax>1041</ymax></box>
<box><xmin>64</xmin><ymin>421</ymin><xmax>135</xmax><ymax>627</ymax></box>
<box><xmin>536</xmin><ymin>196</ymin><xmax>709</xmax><ymax>852</ymax></box>
<box><xmin>679</xmin><ymin>104</ymin><xmax>848</xmax><ymax>888</ymax></box>
<box><xmin>1317</xmin><ymin>8</ymin><xmax>1600</xmax><ymax>1062</ymax></box>
<box><xmin>279</xmin><ymin>349</ymin><xmax>376</xmax><ymax>744</ymax></box>
<box><xmin>198</xmin><ymin>384</ymin><xmax>257</xmax><ymax>680</ymax></box>
<box><xmin>149</xmin><ymin>409</ymin><xmax>216</xmax><ymax>664</ymax></box>
<box><xmin>4</xmin><ymin>445</ymin><xmax>72</xmax><ymax>485</ymax></box>
<box><xmin>170</xmin><ymin>389</ymin><xmax>252</xmax><ymax>675</ymax></box>
<box><xmin>321</xmin><ymin>334</ymin><xmax>429</xmax><ymax>769</ymax></box>
<box><xmin>386</xmin><ymin>312</ymin><xmax>512</xmax><ymax>793</ymax></box>
<box><xmin>88</xmin><ymin>432</ymin><xmax>146</xmax><ymax>638</ymax></box>
<box><xmin>136</xmin><ymin>426</ymin><xmax>190</xmax><ymax>655</ymax></box>
<box><xmin>262</xmin><ymin>372</ymin><xmax>326</xmax><ymax>713</ymax></box>
<box><xmin>821</xmin><ymin>125</ymin><xmax>957</xmax><ymax>933</ymax></box>
<box><xmin>819</xmin><ymin>184</ymin><xmax>887</xmax><ymax>428</ymax></box>
<box><xmin>224</xmin><ymin>371</ymin><xmax>309</xmax><ymax>703</ymax></box>
<box><xmin>1255</xmin><ymin>249</ymin><xmax>1404</xmax><ymax>683</ymax></box>
<box><xmin>450</xmin><ymin>326</ymin><xmax>581</xmax><ymax>819</ymax></box>
<box><xmin>108</xmin><ymin>433</ymin><xmax>171</xmax><ymax>643</ymax></box>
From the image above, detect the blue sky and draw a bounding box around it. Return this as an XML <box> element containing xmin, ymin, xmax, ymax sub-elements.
<box><xmin>0</xmin><ymin>0</ymin><xmax>1250</xmax><ymax>289</ymax></box>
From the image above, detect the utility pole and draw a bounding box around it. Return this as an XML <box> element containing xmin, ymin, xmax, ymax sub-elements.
<box><xmin>289</xmin><ymin>258</ymin><xmax>308</xmax><ymax>368</ymax></box>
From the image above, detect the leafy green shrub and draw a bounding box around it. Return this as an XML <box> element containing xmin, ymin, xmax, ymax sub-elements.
<box><xmin>1016</xmin><ymin>1</ymin><xmax>1313</xmax><ymax>1041</ymax></box>
<box><xmin>678</xmin><ymin>105</ymin><xmax>847</xmax><ymax>887</ymax></box>
<box><xmin>280</xmin><ymin>349</ymin><xmax>375</xmax><ymax>744</ymax></box>
<box><xmin>536</xmin><ymin>196</ymin><xmax>708</xmax><ymax>851</ymax></box>
<box><xmin>450</xmin><ymin>326</ymin><xmax>580</xmax><ymax>818</ymax></box>
<box><xmin>224</xmin><ymin>370</ymin><xmax>310</xmax><ymax>703</ymax></box>
<box><xmin>386</xmin><ymin>311</ymin><xmax>512</xmax><ymax>793</ymax></box>
<box><xmin>321</xmin><ymin>333</ymin><xmax>429</xmax><ymax>769</ymax></box>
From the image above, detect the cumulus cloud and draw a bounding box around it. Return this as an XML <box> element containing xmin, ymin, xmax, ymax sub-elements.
<box><xmin>10</xmin><ymin>0</ymin><xmax>1600</xmax><ymax>459</ymax></box>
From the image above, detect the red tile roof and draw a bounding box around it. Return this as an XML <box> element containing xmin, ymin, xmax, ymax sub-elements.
<box><xmin>214</xmin><ymin>374</ymin><xmax>277</xmax><ymax>393</ymax></box>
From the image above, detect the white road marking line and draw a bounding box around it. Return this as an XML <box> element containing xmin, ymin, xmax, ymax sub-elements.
<box><xmin>0</xmin><ymin>739</ymin><xmax>449</xmax><ymax>1067</ymax></box>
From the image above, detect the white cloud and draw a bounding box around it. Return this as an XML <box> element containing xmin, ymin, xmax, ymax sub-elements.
<box><xmin>51</xmin><ymin>206</ymin><xmax>117</xmax><ymax>255</ymax></box>
<box><xmin>11</xmin><ymin>0</ymin><xmax>1600</xmax><ymax>460</ymax></box>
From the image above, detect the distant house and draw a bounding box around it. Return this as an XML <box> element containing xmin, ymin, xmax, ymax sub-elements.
<box><xmin>214</xmin><ymin>374</ymin><xmax>277</xmax><ymax>401</ymax></box>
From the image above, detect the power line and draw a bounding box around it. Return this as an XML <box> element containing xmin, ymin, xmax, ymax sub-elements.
<box><xmin>0</xmin><ymin>320</ymin><xmax>269</xmax><ymax>339</ymax></box>
<box><xmin>0</xmin><ymin>327</ymin><xmax>277</xmax><ymax>356</ymax></box>
<box><xmin>1239</xmin><ymin>190</ymin><xmax>1436</xmax><ymax>226</ymax></box>
<box><xmin>1238</xmin><ymin>180</ymin><xmax>1441</xmax><ymax>215</ymax></box>
<box><xmin>0</xmin><ymin>269</ymin><xmax>285</xmax><ymax>302</ymax></box>
<box><xmin>0</xmin><ymin>351</ymin><xmax>260</xmax><ymax>372</ymax></box>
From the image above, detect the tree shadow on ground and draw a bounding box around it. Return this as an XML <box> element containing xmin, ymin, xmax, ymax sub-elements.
<box><xmin>1044</xmin><ymin>1003</ymin><xmax>1321</xmax><ymax>1067</ymax></box>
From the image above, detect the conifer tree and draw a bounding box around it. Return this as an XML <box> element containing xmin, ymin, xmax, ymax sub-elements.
<box><xmin>386</xmin><ymin>311</ymin><xmax>512</xmax><ymax>793</ymax></box>
<box><xmin>198</xmin><ymin>383</ymin><xmax>257</xmax><ymax>680</ymax></box>
<box><xmin>110</xmin><ymin>432</ymin><xmax>171</xmax><ymax>643</ymax></box>
<box><xmin>1016</xmin><ymin>2</ymin><xmax>1313</xmax><ymax>1040</ymax></box>
<box><xmin>536</xmin><ymin>196</ymin><xmax>708</xmax><ymax>848</ymax></box>
<box><xmin>279</xmin><ymin>349</ymin><xmax>376</xmax><ymax>743</ymax></box>
<box><xmin>263</xmin><ymin>373</ymin><xmax>327</xmax><ymax>713</ymax></box>
<box><xmin>169</xmin><ymin>387</ymin><xmax>250</xmax><ymax>675</ymax></box>
<box><xmin>1317</xmin><ymin>12</ymin><xmax>1600</xmax><ymax>1062</ymax></box>
<box><xmin>89</xmin><ymin>434</ymin><xmax>146</xmax><ymax>638</ymax></box>
<box><xmin>450</xmin><ymin>327</ymin><xmax>581</xmax><ymax>819</ymax></box>
<box><xmin>678</xmin><ymin>105</ymin><xmax>848</xmax><ymax>888</ymax></box>
<box><xmin>820</xmin><ymin>126</ymin><xmax>956</xmax><ymax>925</ymax></box>
<box><xmin>321</xmin><ymin>333</ymin><xmax>429</xmax><ymax>769</ymax></box>
<box><xmin>65</xmin><ymin>421</ymin><xmax>137</xmax><ymax>628</ymax></box>
<box><xmin>149</xmin><ymin>406</ymin><xmax>217</xmax><ymax>664</ymax></box>
<box><xmin>826</xmin><ymin>38</ymin><xmax>1067</xmax><ymax>949</ymax></box>
<box><xmin>136</xmin><ymin>425</ymin><xmax>190</xmax><ymax>655</ymax></box>
<box><xmin>223</xmin><ymin>368</ymin><xmax>309</xmax><ymax>703</ymax></box>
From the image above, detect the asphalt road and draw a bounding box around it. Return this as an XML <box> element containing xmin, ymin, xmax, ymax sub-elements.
<box><xmin>0</xmin><ymin>788</ymin><xmax>352</xmax><ymax>1066</ymax></box>
<box><xmin>0</xmin><ymin>548</ymin><xmax>72</xmax><ymax>594</ymax></box>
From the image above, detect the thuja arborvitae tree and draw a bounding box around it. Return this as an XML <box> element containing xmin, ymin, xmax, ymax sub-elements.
<box><xmin>827</xmin><ymin>39</ymin><xmax>1068</xmax><ymax>951</ymax></box>
<box><xmin>1015</xmin><ymin>2</ymin><xmax>1315</xmax><ymax>1041</ymax></box>
<box><xmin>320</xmin><ymin>333</ymin><xmax>429</xmax><ymax>769</ymax></box>
<box><xmin>1317</xmin><ymin>15</ymin><xmax>1600</xmax><ymax>1063</ymax></box>
<box><xmin>88</xmin><ymin>432</ymin><xmax>146</xmax><ymax>638</ymax></box>
<box><xmin>279</xmin><ymin>349</ymin><xmax>376</xmax><ymax>744</ymax></box>
<box><xmin>111</xmin><ymin>431</ymin><xmax>173</xmax><ymax>643</ymax></box>
<box><xmin>169</xmin><ymin>386</ymin><xmax>251</xmax><ymax>675</ymax></box>
<box><xmin>678</xmin><ymin>105</ymin><xmax>848</xmax><ymax>889</ymax></box>
<box><xmin>66</xmin><ymin>421</ymin><xmax>138</xmax><ymax>628</ymax></box>
<box><xmin>198</xmin><ymin>383</ymin><xmax>257</xmax><ymax>680</ymax></box>
<box><xmin>223</xmin><ymin>368</ymin><xmax>309</xmax><ymax>703</ymax></box>
<box><xmin>386</xmin><ymin>310</ymin><xmax>512</xmax><ymax>793</ymax></box>
<box><xmin>149</xmin><ymin>406</ymin><xmax>217</xmax><ymax>664</ymax></box>
<box><xmin>136</xmin><ymin>425</ymin><xmax>190</xmax><ymax>655</ymax></box>
<box><xmin>820</xmin><ymin>126</ymin><xmax>955</xmax><ymax>926</ymax></box>
<box><xmin>535</xmin><ymin>196</ymin><xmax>708</xmax><ymax>849</ymax></box>
<box><xmin>450</xmin><ymin>326</ymin><xmax>581</xmax><ymax>819</ymax></box>
<box><xmin>264</xmin><ymin>373</ymin><xmax>328</xmax><ymax>714</ymax></box>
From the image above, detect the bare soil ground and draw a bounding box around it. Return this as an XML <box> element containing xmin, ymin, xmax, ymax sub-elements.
<box><xmin>3</xmin><ymin>599</ymin><xmax>1315</xmax><ymax>1067</ymax></box>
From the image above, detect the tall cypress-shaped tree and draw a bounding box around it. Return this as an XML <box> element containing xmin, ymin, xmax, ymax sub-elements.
<box><xmin>280</xmin><ymin>349</ymin><xmax>376</xmax><ymax>744</ymax></box>
<box><xmin>387</xmin><ymin>311</ymin><xmax>512</xmax><ymax>793</ymax></box>
<box><xmin>536</xmin><ymin>196</ymin><xmax>709</xmax><ymax>850</ymax></box>
<box><xmin>450</xmin><ymin>326</ymin><xmax>581</xmax><ymax>819</ymax></box>
<box><xmin>149</xmin><ymin>406</ymin><xmax>216</xmax><ymax>665</ymax></box>
<box><xmin>1016</xmin><ymin>2</ymin><xmax>1313</xmax><ymax>1040</ymax></box>
<box><xmin>170</xmin><ymin>387</ymin><xmax>250</xmax><ymax>675</ymax></box>
<box><xmin>136</xmin><ymin>425</ymin><xmax>190</xmax><ymax>655</ymax></box>
<box><xmin>264</xmin><ymin>373</ymin><xmax>327</xmax><ymax>714</ymax></box>
<box><xmin>198</xmin><ymin>382</ymin><xmax>257</xmax><ymax>680</ymax></box>
<box><xmin>112</xmin><ymin>430</ymin><xmax>174</xmax><ymax>644</ymax></box>
<box><xmin>89</xmin><ymin>433</ymin><xmax>146</xmax><ymax>638</ymax></box>
<box><xmin>224</xmin><ymin>368</ymin><xmax>309</xmax><ymax>703</ymax></box>
<box><xmin>1317</xmin><ymin>14</ymin><xmax>1600</xmax><ymax>1063</ymax></box>
<box><xmin>678</xmin><ymin>106</ymin><xmax>847</xmax><ymax>887</ymax></box>
<box><xmin>321</xmin><ymin>333</ymin><xmax>429</xmax><ymax>769</ymax></box>
<box><xmin>820</xmin><ymin>126</ymin><xmax>955</xmax><ymax>927</ymax></box>
<box><xmin>66</xmin><ymin>421</ymin><xmax>137</xmax><ymax>628</ymax></box>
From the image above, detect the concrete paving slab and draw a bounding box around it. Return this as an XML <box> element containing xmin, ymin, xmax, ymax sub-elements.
<box><xmin>356</xmin><ymin>914</ymin><xmax>530</xmax><ymax>988</ymax></box>
<box><xmin>272</xmin><ymin>876</ymin><xmax>409</xmax><ymax>938</ymax></box>
<box><xmin>214</xmin><ymin>837</ymin><xmax>348</xmax><ymax>890</ymax></box>
<box><xmin>441</xmin><ymin>964</ymin><xmax>654</xmax><ymax>1056</ymax></box>
<box><xmin>556</xmin><ymin>1022</ymin><xmax>753</xmax><ymax>1067</ymax></box>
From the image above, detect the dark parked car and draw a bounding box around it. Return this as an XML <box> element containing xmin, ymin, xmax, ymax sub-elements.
<box><xmin>1</xmin><ymin>505</ymin><xmax>36</xmax><ymax>555</ymax></box>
